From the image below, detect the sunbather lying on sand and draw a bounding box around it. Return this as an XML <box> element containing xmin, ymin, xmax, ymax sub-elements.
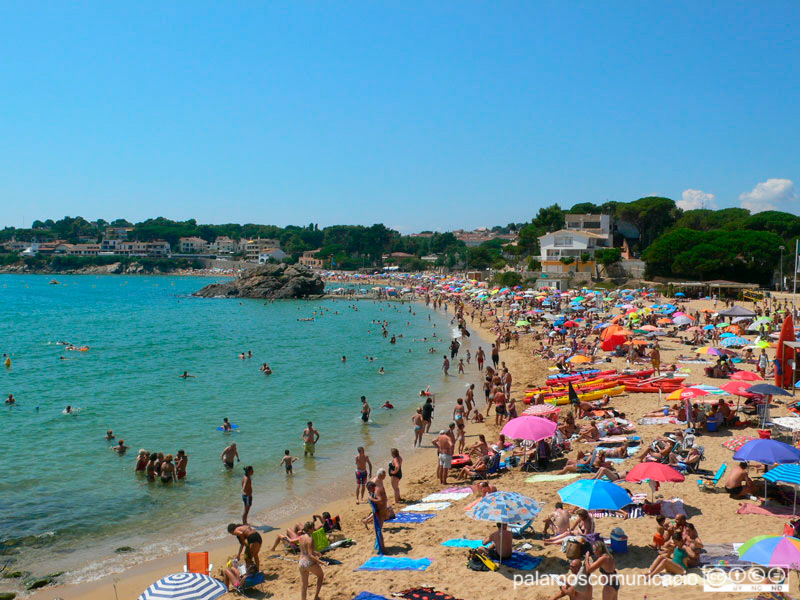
<box><xmin>544</xmin><ymin>508</ymin><xmax>594</xmax><ymax>545</ymax></box>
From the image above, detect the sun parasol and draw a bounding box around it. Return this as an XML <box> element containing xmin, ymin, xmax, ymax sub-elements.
<box><xmin>466</xmin><ymin>491</ymin><xmax>543</xmax><ymax>564</ymax></box>
<box><xmin>666</xmin><ymin>387</ymin><xmax>710</xmax><ymax>402</ymax></box>
<box><xmin>738</xmin><ymin>535</ymin><xmax>800</xmax><ymax>568</ymax></box>
<box><xmin>734</xmin><ymin>439</ymin><xmax>800</xmax><ymax>465</ymax></box>
<box><xmin>731</xmin><ymin>371</ymin><xmax>763</xmax><ymax>382</ymax></box>
<box><xmin>138</xmin><ymin>573</ymin><xmax>227</xmax><ymax>600</ymax></box>
<box><xmin>557</xmin><ymin>480</ymin><xmax>631</xmax><ymax>511</ymax></box>
<box><xmin>501</xmin><ymin>416</ymin><xmax>558</xmax><ymax>442</ymax></box>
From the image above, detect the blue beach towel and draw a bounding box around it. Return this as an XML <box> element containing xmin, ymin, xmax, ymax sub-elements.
<box><xmin>502</xmin><ymin>552</ymin><xmax>543</xmax><ymax>571</ymax></box>
<box><xmin>387</xmin><ymin>512</ymin><xmax>436</xmax><ymax>524</ymax></box>
<box><xmin>357</xmin><ymin>557</ymin><xmax>432</xmax><ymax>571</ymax></box>
<box><xmin>353</xmin><ymin>593</ymin><xmax>391</xmax><ymax>600</ymax></box>
<box><xmin>441</xmin><ymin>538</ymin><xmax>484</xmax><ymax>549</ymax></box>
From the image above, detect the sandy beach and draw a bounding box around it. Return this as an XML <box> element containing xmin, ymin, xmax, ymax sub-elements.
<box><xmin>25</xmin><ymin>295</ymin><xmax>793</xmax><ymax>600</ymax></box>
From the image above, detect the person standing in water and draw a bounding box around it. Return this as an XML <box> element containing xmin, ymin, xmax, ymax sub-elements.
<box><xmin>302</xmin><ymin>422</ymin><xmax>320</xmax><ymax>457</ymax></box>
<box><xmin>241</xmin><ymin>466</ymin><xmax>254</xmax><ymax>524</ymax></box>
<box><xmin>221</xmin><ymin>443</ymin><xmax>240</xmax><ymax>469</ymax></box>
<box><xmin>360</xmin><ymin>396</ymin><xmax>371</xmax><ymax>423</ymax></box>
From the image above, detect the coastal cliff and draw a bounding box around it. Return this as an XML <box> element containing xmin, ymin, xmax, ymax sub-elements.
<box><xmin>193</xmin><ymin>263</ymin><xmax>324</xmax><ymax>299</ymax></box>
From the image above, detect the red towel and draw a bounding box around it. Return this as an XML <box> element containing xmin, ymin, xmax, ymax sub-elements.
<box><xmin>737</xmin><ymin>503</ymin><xmax>795</xmax><ymax>518</ymax></box>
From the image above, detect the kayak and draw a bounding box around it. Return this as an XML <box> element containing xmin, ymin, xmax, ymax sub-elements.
<box><xmin>545</xmin><ymin>385</ymin><xmax>626</xmax><ymax>406</ymax></box>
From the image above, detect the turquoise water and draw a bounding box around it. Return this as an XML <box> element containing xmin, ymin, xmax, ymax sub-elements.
<box><xmin>0</xmin><ymin>275</ymin><xmax>465</xmax><ymax>585</ymax></box>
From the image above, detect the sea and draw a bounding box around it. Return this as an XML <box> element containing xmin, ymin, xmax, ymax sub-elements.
<box><xmin>0</xmin><ymin>274</ymin><xmax>471</xmax><ymax>588</ymax></box>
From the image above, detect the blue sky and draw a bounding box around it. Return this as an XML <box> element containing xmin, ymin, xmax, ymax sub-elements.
<box><xmin>1</xmin><ymin>2</ymin><xmax>798</xmax><ymax>232</ymax></box>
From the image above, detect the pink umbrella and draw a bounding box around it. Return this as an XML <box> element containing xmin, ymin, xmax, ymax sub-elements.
<box><xmin>720</xmin><ymin>381</ymin><xmax>757</xmax><ymax>397</ymax></box>
<box><xmin>501</xmin><ymin>416</ymin><xmax>557</xmax><ymax>442</ymax></box>
<box><xmin>522</xmin><ymin>404</ymin><xmax>561</xmax><ymax>417</ymax></box>
<box><xmin>731</xmin><ymin>371</ymin><xmax>763</xmax><ymax>381</ymax></box>
<box><xmin>625</xmin><ymin>462</ymin><xmax>685</xmax><ymax>483</ymax></box>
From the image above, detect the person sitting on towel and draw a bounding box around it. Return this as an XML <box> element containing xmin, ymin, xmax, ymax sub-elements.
<box><xmin>482</xmin><ymin>523</ymin><xmax>513</xmax><ymax>560</ymax></box>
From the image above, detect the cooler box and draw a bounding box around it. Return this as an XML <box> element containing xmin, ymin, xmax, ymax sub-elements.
<box><xmin>610</xmin><ymin>535</ymin><xmax>628</xmax><ymax>553</ymax></box>
<box><xmin>707</xmin><ymin>421</ymin><xmax>719</xmax><ymax>432</ymax></box>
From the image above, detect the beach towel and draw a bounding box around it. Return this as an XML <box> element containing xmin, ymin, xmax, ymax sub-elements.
<box><xmin>638</xmin><ymin>416</ymin><xmax>679</xmax><ymax>425</ymax></box>
<box><xmin>440</xmin><ymin>486</ymin><xmax>473</xmax><ymax>494</ymax></box>
<box><xmin>357</xmin><ymin>557</ymin><xmax>432</xmax><ymax>571</ymax></box>
<box><xmin>387</xmin><ymin>512</ymin><xmax>436</xmax><ymax>524</ymax></box>
<box><xmin>353</xmin><ymin>593</ymin><xmax>391</xmax><ymax>600</ymax></box>
<box><xmin>502</xmin><ymin>552</ymin><xmax>543</xmax><ymax>570</ymax></box>
<box><xmin>422</xmin><ymin>492</ymin><xmax>471</xmax><ymax>502</ymax></box>
<box><xmin>698</xmin><ymin>543</ymin><xmax>749</xmax><ymax>569</ymax></box>
<box><xmin>659</xmin><ymin>499</ymin><xmax>686</xmax><ymax>518</ymax></box>
<box><xmin>401</xmin><ymin>502</ymin><xmax>451</xmax><ymax>512</ymax></box>
<box><xmin>525</xmin><ymin>473</ymin><xmax>580</xmax><ymax>483</ymax></box>
<box><xmin>441</xmin><ymin>538</ymin><xmax>484</xmax><ymax>549</ymax></box>
<box><xmin>400</xmin><ymin>587</ymin><xmax>464</xmax><ymax>600</ymax></box>
<box><xmin>737</xmin><ymin>502</ymin><xmax>795</xmax><ymax>518</ymax></box>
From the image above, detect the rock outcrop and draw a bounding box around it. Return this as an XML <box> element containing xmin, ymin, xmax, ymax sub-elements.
<box><xmin>193</xmin><ymin>263</ymin><xmax>324</xmax><ymax>299</ymax></box>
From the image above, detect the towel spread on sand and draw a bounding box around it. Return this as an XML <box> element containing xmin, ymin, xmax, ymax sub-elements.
<box><xmin>422</xmin><ymin>492</ymin><xmax>471</xmax><ymax>502</ymax></box>
<box><xmin>698</xmin><ymin>543</ymin><xmax>749</xmax><ymax>568</ymax></box>
<box><xmin>639</xmin><ymin>416</ymin><xmax>680</xmax><ymax>425</ymax></box>
<box><xmin>399</xmin><ymin>588</ymin><xmax>465</xmax><ymax>600</ymax></box>
<box><xmin>353</xmin><ymin>593</ymin><xmax>391</xmax><ymax>600</ymax></box>
<box><xmin>659</xmin><ymin>499</ymin><xmax>686</xmax><ymax>518</ymax></box>
<box><xmin>387</xmin><ymin>512</ymin><xmax>436</xmax><ymax>524</ymax></box>
<box><xmin>525</xmin><ymin>473</ymin><xmax>580</xmax><ymax>483</ymax></box>
<box><xmin>737</xmin><ymin>502</ymin><xmax>795</xmax><ymax>518</ymax></box>
<box><xmin>401</xmin><ymin>502</ymin><xmax>452</xmax><ymax>512</ymax></box>
<box><xmin>440</xmin><ymin>486</ymin><xmax>473</xmax><ymax>494</ymax></box>
<box><xmin>503</xmin><ymin>552</ymin><xmax>543</xmax><ymax>571</ymax></box>
<box><xmin>441</xmin><ymin>538</ymin><xmax>484</xmax><ymax>549</ymax></box>
<box><xmin>357</xmin><ymin>557</ymin><xmax>432</xmax><ymax>571</ymax></box>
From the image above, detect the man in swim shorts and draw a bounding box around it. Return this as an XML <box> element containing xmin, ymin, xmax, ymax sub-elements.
<box><xmin>221</xmin><ymin>443</ymin><xmax>240</xmax><ymax>469</ymax></box>
<box><xmin>360</xmin><ymin>396</ymin><xmax>371</xmax><ymax>423</ymax></box>
<box><xmin>432</xmin><ymin>430</ymin><xmax>454</xmax><ymax>484</ymax></box>
<box><xmin>241</xmin><ymin>466</ymin><xmax>254</xmax><ymax>524</ymax></box>
<box><xmin>355</xmin><ymin>446</ymin><xmax>372</xmax><ymax>503</ymax></box>
<box><xmin>302</xmin><ymin>422</ymin><xmax>320</xmax><ymax>457</ymax></box>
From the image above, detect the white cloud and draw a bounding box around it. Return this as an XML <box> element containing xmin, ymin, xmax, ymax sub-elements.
<box><xmin>739</xmin><ymin>178</ymin><xmax>798</xmax><ymax>213</ymax></box>
<box><xmin>678</xmin><ymin>189</ymin><xmax>717</xmax><ymax>211</ymax></box>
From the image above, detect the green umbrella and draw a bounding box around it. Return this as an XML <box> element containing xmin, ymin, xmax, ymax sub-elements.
<box><xmin>516</xmin><ymin>320</ymin><xmax>531</xmax><ymax>327</ymax></box>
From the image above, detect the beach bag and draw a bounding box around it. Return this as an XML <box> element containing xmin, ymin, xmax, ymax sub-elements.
<box><xmin>467</xmin><ymin>549</ymin><xmax>497</xmax><ymax>571</ymax></box>
<box><xmin>565</xmin><ymin>540</ymin><xmax>584</xmax><ymax>559</ymax></box>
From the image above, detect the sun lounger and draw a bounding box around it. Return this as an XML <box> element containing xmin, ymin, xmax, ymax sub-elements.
<box><xmin>698</xmin><ymin>464</ymin><xmax>727</xmax><ymax>492</ymax></box>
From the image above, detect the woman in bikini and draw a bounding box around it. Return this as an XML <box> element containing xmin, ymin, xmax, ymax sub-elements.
<box><xmin>584</xmin><ymin>540</ymin><xmax>620</xmax><ymax>600</ymax></box>
<box><xmin>298</xmin><ymin>522</ymin><xmax>324</xmax><ymax>600</ymax></box>
<box><xmin>160</xmin><ymin>454</ymin><xmax>176</xmax><ymax>483</ymax></box>
<box><xmin>388</xmin><ymin>448</ymin><xmax>403</xmax><ymax>504</ymax></box>
<box><xmin>228</xmin><ymin>523</ymin><xmax>262</xmax><ymax>572</ymax></box>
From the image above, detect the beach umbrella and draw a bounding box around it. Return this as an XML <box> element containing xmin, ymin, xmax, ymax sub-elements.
<box><xmin>748</xmin><ymin>383</ymin><xmax>792</xmax><ymax>397</ymax></box>
<box><xmin>666</xmin><ymin>387</ymin><xmax>710</xmax><ymax>402</ymax></box>
<box><xmin>567</xmin><ymin>355</ymin><xmax>590</xmax><ymax>364</ymax></box>
<box><xmin>515</xmin><ymin>320</ymin><xmax>531</xmax><ymax>327</ymax></box>
<box><xmin>625</xmin><ymin>462</ymin><xmax>685</xmax><ymax>500</ymax></box>
<box><xmin>720</xmin><ymin>381</ymin><xmax>757</xmax><ymax>397</ymax></box>
<box><xmin>138</xmin><ymin>573</ymin><xmax>227</xmax><ymax>600</ymax></box>
<box><xmin>501</xmin><ymin>416</ymin><xmax>558</xmax><ymax>442</ymax></box>
<box><xmin>738</xmin><ymin>535</ymin><xmax>800</xmax><ymax>568</ymax></box>
<box><xmin>522</xmin><ymin>404</ymin><xmax>561</xmax><ymax>417</ymax></box>
<box><xmin>702</xmin><ymin>324</ymin><xmax>715</xmax><ymax>330</ymax></box>
<box><xmin>764</xmin><ymin>464</ymin><xmax>800</xmax><ymax>515</ymax></box>
<box><xmin>731</xmin><ymin>371</ymin><xmax>763</xmax><ymax>382</ymax></box>
<box><xmin>734</xmin><ymin>439</ymin><xmax>800</xmax><ymax>465</ymax></box>
<box><xmin>673</xmin><ymin>316</ymin><xmax>692</xmax><ymax>326</ymax></box>
<box><xmin>558</xmin><ymin>480</ymin><xmax>631</xmax><ymax>511</ymax></box>
<box><xmin>466</xmin><ymin>491</ymin><xmax>544</xmax><ymax>564</ymax></box>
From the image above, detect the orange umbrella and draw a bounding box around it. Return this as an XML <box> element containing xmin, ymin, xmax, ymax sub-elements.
<box><xmin>725</xmin><ymin>325</ymin><xmax>743</xmax><ymax>335</ymax></box>
<box><xmin>623</xmin><ymin>339</ymin><xmax>649</xmax><ymax>346</ymax></box>
<box><xmin>657</xmin><ymin>318</ymin><xmax>673</xmax><ymax>325</ymax></box>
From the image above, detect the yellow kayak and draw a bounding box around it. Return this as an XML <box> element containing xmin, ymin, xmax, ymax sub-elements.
<box><xmin>545</xmin><ymin>386</ymin><xmax>626</xmax><ymax>406</ymax></box>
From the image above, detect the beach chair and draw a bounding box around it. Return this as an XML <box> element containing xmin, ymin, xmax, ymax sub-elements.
<box><xmin>510</xmin><ymin>520</ymin><xmax>534</xmax><ymax>538</ymax></box>
<box><xmin>472</xmin><ymin>453</ymin><xmax>504</xmax><ymax>480</ymax></box>
<box><xmin>184</xmin><ymin>551</ymin><xmax>213</xmax><ymax>575</ymax></box>
<box><xmin>698</xmin><ymin>464</ymin><xmax>727</xmax><ymax>492</ymax></box>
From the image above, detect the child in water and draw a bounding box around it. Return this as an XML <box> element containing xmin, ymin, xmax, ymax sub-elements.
<box><xmin>281</xmin><ymin>450</ymin><xmax>298</xmax><ymax>475</ymax></box>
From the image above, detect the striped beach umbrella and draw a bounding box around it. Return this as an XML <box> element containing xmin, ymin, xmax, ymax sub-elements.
<box><xmin>138</xmin><ymin>573</ymin><xmax>227</xmax><ymax>600</ymax></box>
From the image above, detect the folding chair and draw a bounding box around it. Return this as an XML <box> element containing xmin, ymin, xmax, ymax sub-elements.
<box><xmin>184</xmin><ymin>551</ymin><xmax>213</xmax><ymax>575</ymax></box>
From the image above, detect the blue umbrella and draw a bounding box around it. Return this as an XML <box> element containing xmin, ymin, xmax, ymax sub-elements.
<box><xmin>558</xmin><ymin>480</ymin><xmax>631</xmax><ymax>510</ymax></box>
<box><xmin>138</xmin><ymin>573</ymin><xmax>227</xmax><ymax>600</ymax></box>
<box><xmin>703</xmin><ymin>325</ymin><xmax>715</xmax><ymax>330</ymax></box>
<box><xmin>720</xmin><ymin>336</ymin><xmax>750</xmax><ymax>347</ymax></box>
<box><xmin>748</xmin><ymin>383</ymin><xmax>793</xmax><ymax>397</ymax></box>
<box><xmin>764</xmin><ymin>464</ymin><xmax>800</xmax><ymax>515</ymax></box>
<box><xmin>675</xmin><ymin>292</ymin><xmax>685</xmax><ymax>297</ymax></box>
<box><xmin>734</xmin><ymin>439</ymin><xmax>800</xmax><ymax>465</ymax></box>
<box><xmin>466</xmin><ymin>491</ymin><xmax>544</xmax><ymax>564</ymax></box>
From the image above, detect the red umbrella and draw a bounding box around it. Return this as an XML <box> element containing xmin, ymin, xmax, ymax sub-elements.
<box><xmin>720</xmin><ymin>381</ymin><xmax>757</xmax><ymax>397</ymax></box>
<box><xmin>625</xmin><ymin>463</ymin><xmax>685</xmax><ymax>501</ymax></box>
<box><xmin>731</xmin><ymin>371</ymin><xmax>764</xmax><ymax>382</ymax></box>
<box><xmin>625</xmin><ymin>462</ymin><xmax>685</xmax><ymax>483</ymax></box>
<box><xmin>563</xmin><ymin>320</ymin><xmax>578</xmax><ymax>328</ymax></box>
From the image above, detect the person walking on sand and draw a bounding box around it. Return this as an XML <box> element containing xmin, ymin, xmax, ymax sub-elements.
<box><xmin>355</xmin><ymin>446</ymin><xmax>373</xmax><ymax>504</ymax></box>
<box><xmin>241</xmin><ymin>466</ymin><xmax>254</xmax><ymax>524</ymax></box>
<box><xmin>432</xmin><ymin>430</ymin><xmax>454</xmax><ymax>484</ymax></box>
<box><xmin>297</xmin><ymin>522</ymin><xmax>324</xmax><ymax>600</ymax></box>
<box><xmin>302</xmin><ymin>422</ymin><xmax>320</xmax><ymax>457</ymax></box>
<box><xmin>490</xmin><ymin>343</ymin><xmax>500</xmax><ymax>369</ymax></box>
<box><xmin>221</xmin><ymin>442</ymin><xmax>240</xmax><ymax>469</ymax></box>
<box><xmin>649</xmin><ymin>344</ymin><xmax>661</xmax><ymax>376</ymax></box>
<box><xmin>412</xmin><ymin>407</ymin><xmax>424</xmax><ymax>446</ymax></box>
<box><xmin>476</xmin><ymin>347</ymin><xmax>485</xmax><ymax>372</ymax></box>
<box><xmin>388</xmin><ymin>448</ymin><xmax>403</xmax><ymax>504</ymax></box>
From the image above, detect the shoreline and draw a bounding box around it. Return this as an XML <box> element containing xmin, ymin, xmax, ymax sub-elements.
<box><xmin>21</xmin><ymin>299</ymin><xmax>494</xmax><ymax>600</ymax></box>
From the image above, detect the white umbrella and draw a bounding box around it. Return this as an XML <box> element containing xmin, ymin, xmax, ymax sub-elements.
<box><xmin>138</xmin><ymin>573</ymin><xmax>227</xmax><ymax>600</ymax></box>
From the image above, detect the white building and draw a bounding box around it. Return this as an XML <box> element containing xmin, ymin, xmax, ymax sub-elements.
<box><xmin>210</xmin><ymin>236</ymin><xmax>236</xmax><ymax>254</ymax></box>
<box><xmin>179</xmin><ymin>237</ymin><xmax>209</xmax><ymax>254</ymax></box>
<box><xmin>537</xmin><ymin>214</ymin><xmax>613</xmax><ymax>274</ymax></box>
<box><xmin>245</xmin><ymin>239</ymin><xmax>282</xmax><ymax>262</ymax></box>
<box><xmin>258</xmin><ymin>249</ymin><xmax>287</xmax><ymax>263</ymax></box>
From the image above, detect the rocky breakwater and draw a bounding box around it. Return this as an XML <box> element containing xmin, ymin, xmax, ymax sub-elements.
<box><xmin>193</xmin><ymin>263</ymin><xmax>324</xmax><ymax>299</ymax></box>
